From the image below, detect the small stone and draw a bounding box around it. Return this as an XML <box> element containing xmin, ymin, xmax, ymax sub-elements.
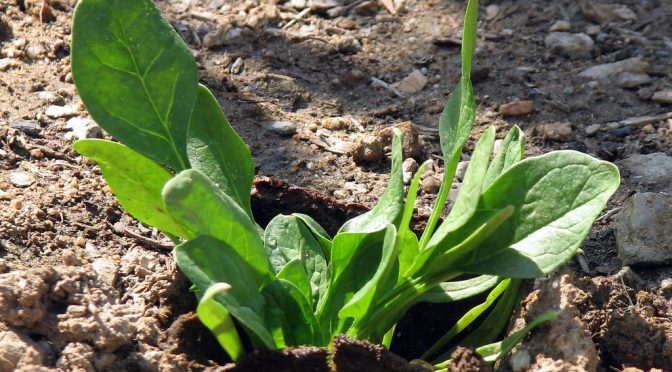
<box><xmin>351</xmin><ymin>135</ymin><xmax>383</xmax><ymax>164</ymax></box>
<box><xmin>455</xmin><ymin>161</ymin><xmax>469</xmax><ymax>182</ymax></box>
<box><xmin>402</xmin><ymin>158</ymin><xmax>418</xmax><ymax>184</ymax></box>
<box><xmin>393</xmin><ymin>69</ymin><xmax>428</xmax><ymax>95</ymax></box>
<box><xmin>336</xmin><ymin>36</ymin><xmax>361</xmax><ymax>54</ymax></box>
<box><xmin>322</xmin><ymin>117</ymin><xmax>349</xmax><ymax>130</ymax></box>
<box><xmin>421</xmin><ymin>176</ymin><xmax>442</xmax><ymax>194</ymax></box>
<box><xmin>230</xmin><ymin>57</ymin><xmax>244</xmax><ymax>74</ymax></box>
<box><xmin>448</xmin><ymin>182</ymin><xmax>461</xmax><ymax>203</ymax></box>
<box><xmin>37</xmin><ymin>91</ymin><xmax>64</xmax><ymax>104</ymax></box>
<box><xmin>485</xmin><ymin>5</ymin><xmax>500</xmax><ymax>20</ymax></box>
<box><xmin>616</xmin><ymin>193</ymin><xmax>672</xmax><ymax>266</ymax></box>
<box><xmin>549</xmin><ymin>20</ymin><xmax>571</xmax><ymax>32</ymax></box>
<box><xmin>92</xmin><ymin>258</ymin><xmax>118</xmax><ymax>287</ymax></box>
<box><xmin>65</xmin><ymin>117</ymin><xmax>103</xmax><ymax>140</ymax></box>
<box><xmin>578</xmin><ymin>57</ymin><xmax>648</xmax><ymax>81</ymax></box>
<box><xmin>617</xmin><ymin>153</ymin><xmax>672</xmax><ymax>192</ymax></box>
<box><xmin>616</xmin><ymin>72</ymin><xmax>651</xmax><ymax>88</ymax></box>
<box><xmin>9</xmin><ymin>171</ymin><xmax>35</xmax><ymax>188</ymax></box>
<box><xmin>337</xmin><ymin>19</ymin><xmax>356</xmax><ymax>30</ymax></box>
<box><xmin>333</xmin><ymin>189</ymin><xmax>347</xmax><ymax>199</ymax></box>
<box><xmin>203</xmin><ymin>25</ymin><xmax>241</xmax><ymax>49</ymax></box>
<box><xmin>544</xmin><ymin>32</ymin><xmax>594</xmax><ymax>59</ymax></box>
<box><xmin>25</xmin><ymin>44</ymin><xmax>45</xmax><ymax>60</ymax></box>
<box><xmin>641</xmin><ymin>124</ymin><xmax>655</xmax><ymax>134</ymax></box>
<box><xmin>10</xmin><ymin>120</ymin><xmax>41</xmax><ymax>136</ymax></box>
<box><xmin>585</xmin><ymin>25</ymin><xmax>601</xmax><ymax>36</ymax></box>
<box><xmin>0</xmin><ymin>58</ymin><xmax>19</xmax><ymax>72</ymax></box>
<box><xmin>307</xmin><ymin>123</ymin><xmax>318</xmax><ymax>132</ymax></box>
<box><xmin>536</xmin><ymin>123</ymin><xmax>573</xmax><ymax>141</ymax></box>
<box><xmin>500</xmin><ymin>100</ymin><xmax>534</xmax><ymax>116</ymax></box>
<box><xmin>309</xmin><ymin>0</ymin><xmax>340</xmax><ymax>12</ymax></box>
<box><xmin>267</xmin><ymin>121</ymin><xmax>297</xmax><ymax>136</ymax></box>
<box><xmin>289</xmin><ymin>0</ymin><xmax>308</xmax><ymax>9</ymax></box>
<box><xmin>585</xmin><ymin>124</ymin><xmax>602</xmax><ymax>136</ymax></box>
<box><xmin>652</xmin><ymin>90</ymin><xmax>672</xmax><ymax>104</ymax></box>
<box><xmin>379</xmin><ymin>121</ymin><xmax>423</xmax><ymax>159</ymax></box>
<box><xmin>46</xmin><ymin>104</ymin><xmax>79</xmax><ymax>119</ymax></box>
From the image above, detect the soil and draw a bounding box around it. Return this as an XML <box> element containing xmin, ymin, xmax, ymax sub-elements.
<box><xmin>0</xmin><ymin>0</ymin><xmax>671</xmax><ymax>371</ymax></box>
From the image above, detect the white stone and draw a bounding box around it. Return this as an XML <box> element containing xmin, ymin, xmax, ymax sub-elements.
<box><xmin>616</xmin><ymin>193</ymin><xmax>672</xmax><ymax>266</ymax></box>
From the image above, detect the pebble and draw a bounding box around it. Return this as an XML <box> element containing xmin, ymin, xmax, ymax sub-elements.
<box><xmin>25</xmin><ymin>44</ymin><xmax>45</xmax><ymax>60</ymax></box>
<box><xmin>37</xmin><ymin>91</ymin><xmax>64</xmax><ymax>105</ymax></box>
<box><xmin>544</xmin><ymin>32</ymin><xmax>594</xmax><ymax>59</ymax></box>
<box><xmin>651</xmin><ymin>90</ymin><xmax>672</xmax><ymax>104</ymax></box>
<box><xmin>351</xmin><ymin>135</ymin><xmax>383</xmax><ymax>164</ymax></box>
<box><xmin>585</xmin><ymin>124</ymin><xmax>602</xmax><ymax>136</ymax></box>
<box><xmin>421</xmin><ymin>176</ymin><xmax>442</xmax><ymax>194</ymax></box>
<box><xmin>203</xmin><ymin>25</ymin><xmax>242</xmax><ymax>49</ymax></box>
<box><xmin>616</xmin><ymin>193</ymin><xmax>672</xmax><ymax>266</ymax></box>
<box><xmin>65</xmin><ymin>117</ymin><xmax>103</xmax><ymax>140</ymax></box>
<box><xmin>46</xmin><ymin>104</ymin><xmax>79</xmax><ymax>119</ymax></box>
<box><xmin>455</xmin><ymin>161</ymin><xmax>469</xmax><ymax>182</ymax></box>
<box><xmin>230</xmin><ymin>57</ymin><xmax>244</xmax><ymax>74</ymax></box>
<box><xmin>578</xmin><ymin>57</ymin><xmax>648</xmax><ymax>81</ymax></box>
<box><xmin>484</xmin><ymin>5</ymin><xmax>500</xmax><ymax>20</ymax></box>
<box><xmin>535</xmin><ymin>123</ymin><xmax>573</xmax><ymax>141</ymax></box>
<box><xmin>500</xmin><ymin>100</ymin><xmax>534</xmax><ymax>116</ymax></box>
<box><xmin>91</xmin><ymin>257</ymin><xmax>119</xmax><ymax>287</ymax></box>
<box><xmin>615</xmin><ymin>72</ymin><xmax>651</xmax><ymax>88</ymax></box>
<box><xmin>10</xmin><ymin>120</ymin><xmax>41</xmax><ymax>136</ymax></box>
<box><xmin>267</xmin><ymin>121</ymin><xmax>297</xmax><ymax>136</ymax></box>
<box><xmin>307</xmin><ymin>123</ymin><xmax>318</xmax><ymax>132</ymax></box>
<box><xmin>393</xmin><ymin>69</ymin><xmax>428</xmax><ymax>95</ymax></box>
<box><xmin>448</xmin><ymin>182</ymin><xmax>461</xmax><ymax>203</ymax></box>
<box><xmin>322</xmin><ymin>117</ymin><xmax>349</xmax><ymax>130</ymax></box>
<box><xmin>549</xmin><ymin>20</ymin><xmax>571</xmax><ymax>32</ymax></box>
<box><xmin>379</xmin><ymin>121</ymin><xmax>423</xmax><ymax>159</ymax></box>
<box><xmin>585</xmin><ymin>25</ymin><xmax>601</xmax><ymax>36</ymax></box>
<box><xmin>402</xmin><ymin>158</ymin><xmax>418</xmax><ymax>184</ymax></box>
<box><xmin>9</xmin><ymin>171</ymin><xmax>36</xmax><ymax>188</ymax></box>
<box><xmin>0</xmin><ymin>58</ymin><xmax>18</xmax><ymax>72</ymax></box>
<box><xmin>617</xmin><ymin>153</ymin><xmax>672</xmax><ymax>192</ymax></box>
<box><xmin>333</xmin><ymin>189</ymin><xmax>347</xmax><ymax>199</ymax></box>
<box><xmin>336</xmin><ymin>36</ymin><xmax>361</xmax><ymax>54</ymax></box>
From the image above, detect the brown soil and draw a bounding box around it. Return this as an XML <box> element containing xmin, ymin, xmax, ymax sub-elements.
<box><xmin>0</xmin><ymin>0</ymin><xmax>671</xmax><ymax>371</ymax></box>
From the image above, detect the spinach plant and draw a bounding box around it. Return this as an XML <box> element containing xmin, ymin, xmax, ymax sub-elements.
<box><xmin>70</xmin><ymin>0</ymin><xmax>620</xmax><ymax>367</ymax></box>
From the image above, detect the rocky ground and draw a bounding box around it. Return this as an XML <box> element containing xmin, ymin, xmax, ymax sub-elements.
<box><xmin>0</xmin><ymin>0</ymin><xmax>671</xmax><ymax>371</ymax></box>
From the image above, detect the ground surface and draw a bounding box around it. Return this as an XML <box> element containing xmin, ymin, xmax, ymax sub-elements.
<box><xmin>0</xmin><ymin>0</ymin><xmax>671</xmax><ymax>371</ymax></box>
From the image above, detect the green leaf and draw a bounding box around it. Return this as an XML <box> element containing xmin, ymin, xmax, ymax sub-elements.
<box><xmin>476</xmin><ymin>310</ymin><xmax>557</xmax><ymax>362</ymax></box>
<box><xmin>175</xmin><ymin>235</ymin><xmax>275</xmax><ymax>348</ymax></box>
<box><xmin>261</xmin><ymin>279</ymin><xmax>324</xmax><ymax>347</ymax></box>
<box><xmin>264</xmin><ymin>215</ymin><xmax>329</xmax><ymax>307</ymax></box>
<box><xmin>484</xmin><ymin>126</ymin><xmax>525</xmax><ymax>188</ymax></box>
<box><xmin>187</xmin><ymin>85</ymin><xmax>255</xmax><ymax>218</ymax></box>
<box><xmin>293</xmin><ymin>213</ymin><xmax>333</xmax><ymax>259</ymax></box>
<box><xmin>420</xmin><ymin>275</ymin><xmax>500</xmax><ymax>303</ymax></box>
<box><xmin>73</xmin><ymin>139</ymin><xmax>187</xmax><ymax>237</ymax></box>
<box><xmin>316</xmin><ymin>130</ymin><xmax>404</xmax><ymax>335</ymax></box>
<box><xmin>340</xmin><ymin>225</ymin><xmax>399</xmax><ymax>337</ymax></box>
<box><xmin>276</xmin><ymin>259</ymin><xmax>313</xmax><ymax>305</ymax></box>
<box><xmin>397</xmin><ymin>161</ymin><xmax>430</xmax><ymax>279</ymax></box>
<box><xmin>163</xmin><ymin>169</ymin><xmax>271</xmax><ymax>281</ymax></box>
<box><xmin>422</xmin><ymin>279</ymin><xmax>511</xmax><ymax>360</ymax></box>
<box><xmin>460</xmin><ymin>151</ymin><xmax>620</xmax><ymax>278</ymax></box>
<box><xmin>72</xmin><ymin>0</ymin><xmax>198</xmax><ymax>171</ymax></box>
<box><xmin>197</xmin><ymin>283</ymin><xmax>245</xmax><ymax>361</ymax></box>
<box><xmin>426</xmin><ymin>125</ymin><xmax>496</xmax><ymax>250</ymax></box>
<box><xmin>460</xmin><ymin>0</ymin><xmax>479</xmax><ymax>78</ymax></box>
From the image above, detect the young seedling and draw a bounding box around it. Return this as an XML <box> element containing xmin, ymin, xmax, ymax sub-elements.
<box><xmin>70</xmin><ymin>0</ymin><xmax>620</xmax><ymax>366</ymax></box>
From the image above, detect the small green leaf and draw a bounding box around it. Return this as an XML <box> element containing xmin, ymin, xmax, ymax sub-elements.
<box><xmin>293</xmin><ymin>213</ymin><xmax>333</xmax><ymax>258</ymax></box>
<box><xmin>459</xmin><ymin>151</ymin><xmax>620</xmax><ymax>278</ymax></box>
<box><xmin>276</xmin><ymin>259</ymin><xmax>313</xmax><ymax>305</ymax></box>
<box><xmin>163</xmin><ymin>169</ymin><xmax>271</xmax><ymax>281</ymax></box>
<box><xmin>175</xmin><ymin>235</ymin><xmax>275</xmax><ymax>348</ymax></box>
<box><xmin>340</xmin><ymin>225</ymin><xmax>399</xmax><ymax>336</ymax></box>
<box><xmin>423</xmin><ymin>279</ymin><xmax>511</xmax><ymax>360</ymax></box>
<box><xmin>197</xmin><ymin>283</ymin><xmax>245</xmax><ymax>361</ymax></box>
<box><xmin>420</xmin><ymin>275</ymin><xmax>500</xmax><ymax>303</ymax></box>
<box><xmin>484</xmin><ymin>126</ymin><xmax>525</xmax><ymax>188</ymax></box>
<box><xmin>72</xmin><ymin>0</ymin><xmax>198</xmax><ymax>170</ymax></box>
<box><xmin>187</xmin><ymin>85</ymin><xmax>255</xmax><ymax>218</ymax></box>
<box><xmin>397</xmin><ymin>161</ymin><xmax>430</xmax><ymax>279</ymax></box>
<box><xmin>73</xmin><ymin>139</ymin><xmax>187</xmax><ymax>237</ymax></box>
<box><xmin>264</xmin><ymin>215</ymin><xmax>329</xmax><ymax>307</ymax></box>
<box><xmin>261</xmin><ymin>279</ymin><xmax>324</xmax><ymax>347</ymax></box>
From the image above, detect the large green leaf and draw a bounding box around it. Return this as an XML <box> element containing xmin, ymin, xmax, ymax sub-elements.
<box><xmin>72</xmin><ymin>0</ymin><xmax>198</xmax><ymax>170</ymax></box>
<box><xmin>73</xmin><ymin>139</ymin><xmax>187</xmax><ymax>238</ymax></box>
<box><xmin>163</xmin><ymin>169</ymin><xmax>271</xmax><ymax>281</ymax></box>
<box><xmin>460</xmin><ymin>151</ymin><xmax>620</xmax><ymax>277</ymax></box>
<box><xmin>420</xmin><ymin>275</ymin><xmax>500</xmax><ymax>303</ymax></box>
<box><xmin>264</xmin><ymin>215</ymin><xmax>330</xmax><ymax>307</ymax></box>
<box><xmin>261</xmin><ymin>279</ymin><xmax>324</xmax><ymax>347</ymax></box>
<box><xmin>187</xmin><ymin>85</ymin><xmax>255</xmax><ymax>218</ymax></box>
<box><xmin>175</xmin><ymin>235</ymin><xmax>275</xmax><ymax>348</ymax></box>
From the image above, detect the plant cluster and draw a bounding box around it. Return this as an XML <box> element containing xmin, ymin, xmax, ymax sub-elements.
<box><xmin>70</xmin><ymin>0</ymin><xmax>619</xmax><ymax>367</ymax></box>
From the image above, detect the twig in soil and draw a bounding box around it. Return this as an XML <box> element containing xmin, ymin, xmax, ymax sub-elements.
<box><xmin>597</xmin><ymin>206</ymin><xmax>622</xmax><ymax>222</ymax></box>
<box><xmin>371</xmin><ymin>77</ymin><xmax>405</xmax><ymax>98</ymax></box>
<box><xmin>10</xmin><ymin>135</ymin><xmax>76</xmax><ymax>163</ymax></box>
<box><xmin>282</xmin><ymin>8</ymin><xmax>311</xmax><ymax>30</ymax></box>
<box><xmin>265</xmin><ymin>28</ymin><xmax>330</xmax><ymax>44</ymax></box>
<box><xmin>108</xmin><ymin>222</ymin><xmax>173</xmax><ymax>251</ymax></box>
